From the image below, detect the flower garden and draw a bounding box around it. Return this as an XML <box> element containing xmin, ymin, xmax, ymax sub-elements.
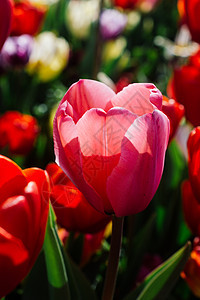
<box><xmin>1</xmin><ymin>0</ymin><xmax>200</xmax><ymax>299</ymax></box>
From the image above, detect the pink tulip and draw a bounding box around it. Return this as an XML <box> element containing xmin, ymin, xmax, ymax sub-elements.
<box><xmin>53</xmin><ymin>79</ymin><xmax>169</xmax><ymax>217</ymax></box>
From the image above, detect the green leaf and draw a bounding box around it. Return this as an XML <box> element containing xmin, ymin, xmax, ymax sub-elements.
<box><xmin>124</xmin><ymin>241</ymin><xmax>191</xmax><ymax>300</ymax></box>
<box><xmin>23</xmin><ymin>251</ymin><xmax>49</xmax><ymax>300</ymax></box>
<box><xmin>69</xmin><ymin>259</ymin><xmax>98</xmax><ymax>300</ymax></box>
<box><xmin>43</xmin><ymin>205</ymin><xmax>71</xmax><ymax>299</ymax></box>
<box><xmin>43</xmin><ymin>204</ymin><xmax>97</xmax><ymax>300</ymax></box>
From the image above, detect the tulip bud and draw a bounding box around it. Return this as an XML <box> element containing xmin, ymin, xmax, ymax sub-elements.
<box><xmin>53</xmin><ymin>79</ymin><xmax>170</xmax><ymax>217</ymax></box>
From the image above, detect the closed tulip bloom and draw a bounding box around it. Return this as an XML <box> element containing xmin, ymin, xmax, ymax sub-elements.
<box><xmin>167</xmin><ymin>49</ymin><xmax>200</xmax><ymax>127</ymax></box>
<box><xmin>187</xmin><ymin>127</ymin><xmax>200</xmax><ymax>204</ymax></box>
<box><xmin>0</xmin><ymin>155</ymin><xmax>49</xmax><ymax>298</ymax></box>
<box><xmin>53</xmin><ymin>79</ymin><xmax>170</xmax><ymax>217</ymax></box>
<box><xmin>182</xmin><ymin>180</ymin><xmax>200</xmax><ymax>236</ymax></box>
<box><xmin>162</xmin><ymin>96</ymin><xmax>185</xmax><ymax>142</ymax></box>
<box><xmin>10</xmin><ymin>0</ymin><xmax>46</xmax><ymax>36</ymax></box>
<box><xmin>0</xmin><ymin>0</ymin><xmax>13</xmax><ymax>50</ymax></box>
<box><xmin>46</xmin><ymin>163</ymin><xmax>111</xmax><ymax>233</ymax></box>
<box><xmin>0</xmin><ymin>111</ymin><xmax>39</xmax><ymax>155</ymax></box>
<box><xmin>181</xmin><ymin>237</ymin><xmax>200</xmax><ymax>298</ymax></box>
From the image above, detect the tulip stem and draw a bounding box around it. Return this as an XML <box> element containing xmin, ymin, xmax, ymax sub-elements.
<box><xmin>93</xmin><ymin>0</ymin><xmax>104</xmax><ymax>79</ymax></box>
<box><xmin>102</xmin><ymin>216</ymin><xmax>124</xmax><ymax>300</ymax></box>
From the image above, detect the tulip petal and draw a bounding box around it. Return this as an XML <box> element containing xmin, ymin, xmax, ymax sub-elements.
<box><xmin>54</xmin><ymin>110</ymin><xmax>104</xmax><ymax>212</ymax></box>
<box><xmin>0</xmin><ymin>195</ymin><xmax>32</xmax><ymax>250</ymax></box>
<box><xmin>76</xmin><ymin>107</ymin><xmax>137</xmax><ymax>213</ymax></box>
<box><xmin>23</xmin><ymin>182</ymin><xmax>48</xmax><ymax>268</ymax></box>
<box><xmin>0</xmin><ymin>155</ymin><xmax>24</xmax><ymax>190</ymax></box>
<box><xmin>46</xmin><ymin>162</ymin><xmax>69</xmax><ymax>186</ymax></box>
<box><xmin>61</xmin><ymin>79</ymin><xmax>115</xmax><ymax>122</ymax></box>
<box><xmin>23</xmin><ymin>168</ymin><xmax>50</xmax><ymax>208</ymax></box>
<box><xmin>0</xmin><ymin>227</ymin><xmax>28</xmax><ymax>299</ymax></box>
<box><xmin>111</xmin><ymin>83</ymin><xmax>162</xmax><ymax>116</ymax></box>
<box><xmin>0</xmin><ymin>227</ymin><xmax>28</xmax><ymax>265</ymax></box>
<box><xmin>107</xmin><ymin>110</ymin><xmax>169</xmax><ymax>217</ymax></box>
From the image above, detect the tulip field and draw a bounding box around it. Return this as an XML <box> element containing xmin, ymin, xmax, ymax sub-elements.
<box><xmin>1</xmin><ymin>0</ymin><xmax>200</xmax><ymax>299</ymax></box>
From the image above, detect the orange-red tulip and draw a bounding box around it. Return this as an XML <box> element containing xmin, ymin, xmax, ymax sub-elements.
<box><xmin>0</xmin><ymin>0</ymin><xmax>13</xmax><ymax>50</ymax></box>
<box><xmin>0</xmin><ymin>155</ymin><xmax>49</xmax><ymax>298</ymax></box>
<box><xmin>181</xmin><ymin>237</ymin><xmax>200</xmax><ymax>298</ymax></box>
<box><xmin>178</xmin><ymin>0</ymin><xmax>200</xmax><ymax>44</ymax></box>
<box><xmin>168</xmin><ymin>49</ymin><xmax>200</xmax><ymax>127</ymax></box>
<box><xmin>0</xmin><ymin>111</ymin><xmax>39</xmax><ymax>155</ymax></box>
<box><xmin>10</xmin><ymin>0</ymin><xmax>46</xmax><ymax>36</ymax></box>
<box><xmin>46</xmin><ymin>163</ymin><xmax>111</xmax><ymax>233</ymax></box>
<box><xmin>187</xmin><ymin>127</ymin><xmax>200</xmax><ymax>204</ymax></box>
<box><xmin>53</xmin><ymin>79</ymin><xmax>169</xmax><ymax>217</ymax></box>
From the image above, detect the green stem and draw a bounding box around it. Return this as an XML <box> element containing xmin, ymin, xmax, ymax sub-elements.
<box><xmin>102</xmin><ymin>216</ymin><xmax>124</xmax><ymax>300</ymax></box>
<box><xmin>92</xmin><ymin>0</ymin><xmax>104</xmax><ymax>79</ymax></box>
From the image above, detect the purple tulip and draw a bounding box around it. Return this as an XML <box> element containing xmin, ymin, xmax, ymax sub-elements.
<box><xmin>100</xmin><ymin>9</ymin><xmax>127</xmax><ymax>40</ymax></box>
<box><xmin>0</xmin><ymin>34</ymin><xmax>33</xmax><ymax>68</ymax></box>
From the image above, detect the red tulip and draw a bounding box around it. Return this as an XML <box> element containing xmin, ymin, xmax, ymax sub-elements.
<box><xmin>167</xmin><ymin>49</ymin><xmax>200</xmax><ymax>127</ymax></box>
<box><xmin>0</xmin><ymin>155</ymin><xmax>49</xmax><ymax>298</ymax></box>
<box><xmin>112</xmin><ymin>0</ymin><xmax>139</xmax><ymax>9</ymax></box>
<box><xmin>187</xmin><ymin>127</ymin><xmax>200</xmax><ymax>203</ymax></box>
<box><xmin>0</xmin><ymin>111</ymin><xmax>39</xmax><ymax>155</ymax></box>
<box><xmin>181</xmin><ymin>237</ymin><xmax>200</xmax><ymax>298</ymax></box>
<box><xmin>46</xmin><ymin>163</ymin><xmax>111</xmax><ymax>233</ymax></box>
<box><xmin>162</xmin><ymin>96</ymin><xmax>185</xmax><ymax>142</ymax></box>
<box><xmin>115</xmin><ymin>76</ymin><xmax>131</xmax><ymax>93</ymax></box>
<box><xmin>10</xmin><ymin>0</ymin><xmax>46</xmax><ymax>36</ymax></box>
<box><xmin>178</xmin><ymin>0</ymin><xmax>200</xmax><ymax>44</ymax></box>
<box><xmin>0</xmin><ymin>0</ymin><xmax>13</xmax><ymax>50</ymax></box>
<box><xmin>53</xmin><ymin>79</ymin><xmax>169</xmax><ymax>217</ymax></box>
<box><xmin>182</xmin><ymin>180</ymin><xmax>200</xmax><ymax>236</ymax></box>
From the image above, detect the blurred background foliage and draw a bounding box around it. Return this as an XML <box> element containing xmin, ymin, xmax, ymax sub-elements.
<box><xmin>1</xmin><ymin>0</ymin><xmax>198</xmax><ymax>299</ymax></box>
